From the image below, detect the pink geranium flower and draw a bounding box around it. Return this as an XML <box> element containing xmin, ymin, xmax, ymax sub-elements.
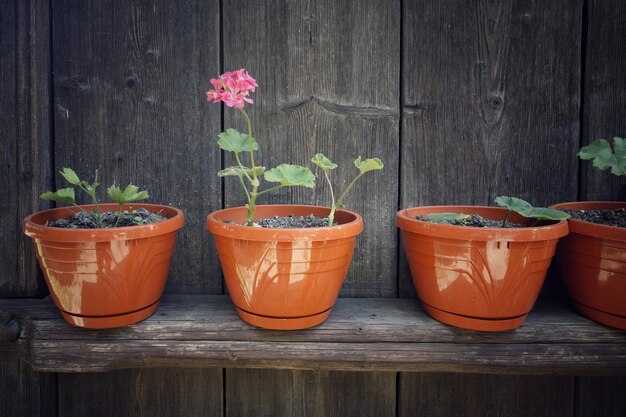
<box><xmin>206</xmin><ymin>69</ymin><xmax>257</xmax><ymax>109</ymax></box>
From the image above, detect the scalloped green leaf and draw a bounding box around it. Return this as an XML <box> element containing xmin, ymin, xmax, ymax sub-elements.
<box><xmin>494</xmin><ymin>196</ymin><xmax>533</xmax><ymax>216</ymax></box>
<box><xmin>427</xmin><ymin>213</ymin><xmax>472</xmax><ymax>223</ymax></box>
<box><xmin>217</xmin><ymin>128</ymin><xmax>258</xmax><ymax>153</ymax></box>
<box><xmin>40</xmin><ymin>187</ymin><xmax>76</xmax><ymax>205</ymax></box>
<box><xmin>107</xmin><ymin>184</ymin><xmax>149</xmax><ymax>205</ymax></box>
<box><xmin>218</xmin><ymin>166</ymin><xmax>265</xmax><ymax>178</ymax></box>
<box><xmin>578</xmin><ymin>137</ymin><xmax>626</xmax><ymax>176</ymax></box>
<box><xmin>311</xmin><ymin>153</ymin><xmax>337</xmax><ymax>171</ymax></box>
<box><xmin>526</xmin><ymin>207</ymin><xmax>570</xmax><ymax>221</ymax></box>
<box><xmin>264</xmin><ymin>164</ymin><xmax>316</xmax><ymax>188</ymax></box>
<box><xmin>60</xmin><ymin>167</ymin><xmax>81</xmax><ymax>185</ymax></box>
<box><xmin>354</xmin><ymin>157</ymin><xmax>384</xmax><ymax>174</ymax></box>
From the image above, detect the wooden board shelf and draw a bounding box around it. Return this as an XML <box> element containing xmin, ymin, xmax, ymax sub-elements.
<box><xmin>1</xmin><ymin>295</ymin><xmax>625</xmax><ymax>374</ymax></box>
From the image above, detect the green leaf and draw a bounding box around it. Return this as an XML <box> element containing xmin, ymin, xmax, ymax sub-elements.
<box><xmin>578</xmin><ymin>137</ymin><xmax>626</xmax><ymax>176</ymax></box>
<box><xmin>217</xmin><ymin>128</ymin><xmax>259</xmax><ymax>153</ymax></box>
<box><xmin>107</xmin><ymin>184</ymin><xmax>149</xmax><ymax>205</ymax></box>
<box><xmin>218</xmin><ymin>166</ymin><xmax>265</xmax><ymax>178</ymax></box>
<box><xmin>60</xmin><ymin>167</ymin><xmax>81</xmax><ymax>185</ymax></box>
<box><xmin>264</xmin><ymin>164</ymin><xmax>316</xmax><ymax>188</ymax></box>
<box><xmin>526</xmin><ymin>207</ymin><xmax>571</xmax><ymax>221</ymax></box>
<box><xmin>40</xmin><ymin>188</ymin><xmax>76</xmax><ymax>205</ymax></box>
<box><xmin>354</xmin><ymin>157</ymin><xmax>384</xmax><ymax>174</ymax></box>
<box><xmin>427</xmin><ymin>213</ymin><xmax>472</xmax><ymax>223</ymax></box>
<box><xmin>494</xmin><ymin>196</ymin><xmax>533</xmax><ymax>217</ymax></box>
<box><xmin>311</xmin><ymin>153</ymin><xmax>337</xmax><ymax>171</ymax></box>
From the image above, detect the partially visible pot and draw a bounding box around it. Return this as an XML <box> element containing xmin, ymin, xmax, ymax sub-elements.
<box><xmin>551</xmin><ymin>201</ymin><xmax>626</xmax><ymax>330</ymax></box>
<box><xmin>207</xmin><ymin>205</ymin><xmax>363</xmax><ymax>330</ymax></box>
<box><xmin>24</xmin><ymin>203</ymin><xmax>184</xmax><ymax>329</ymax></box>
<box><xmin>397</xmin><ymin>206</ymin><xmax>569</xmax><ymax>332</ymax></box>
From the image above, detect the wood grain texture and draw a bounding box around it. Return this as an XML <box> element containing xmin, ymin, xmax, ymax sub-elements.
<box><xmin>0</xmin><ymin>358</ymin><xmax>57</xmax><ymax>417</ymax></box>
<box><xmin>0</xmin><ymin>0</ymin><xmax>52</xmax><ymax>297</ymax></box>
<box><xmin>3</xmin><ymin>295</ymin><xmax>625</xmax><ymax>373</ymax></box>
<box><xmin>52</xmin><ymin>0</ymin><xmax>222</xmax><ymax>294</ymax></box>
<box><xmin>400</xmin><ymin>0</ymin><xmax>582</xmax><ymax>296</ymax></box>
<box><xmin>58</xmin><ymin>368</ymin><xmax>222</xmax><ymax>417</ymax></box>
<box><xmin>577</xmin><ymin>376</ymin><xmax>626</xmax><ymax>417</ymax></box>
<box><xmin>399</xmin><ymin>373</ymin><xmax>573</xmax><ymax>417</ymax></box>
<box><xmin>222</xmin><ymin>0</ymin><xmax>400</xmax><ymax>297</ymax></box>
<box><xmin>226</xmin><ymin>369</ymin><xmax>395</xmax><ymax>417</ymax></box>
<box><xmin>581</xmin><ymin>0</ymin><xmax>626</xmax><ymax>199</ymax></box>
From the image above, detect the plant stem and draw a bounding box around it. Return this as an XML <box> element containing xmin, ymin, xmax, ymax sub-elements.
<box><xmin>239</xmin><ymin>109</ymin><xmax>257</xmax><ymax>176</ymax></box>
<box><xmin>324</xmin><ymin>170</ymin><xmax>337</xmax><ymax>227</ymax></box>
<box><xmin>113</xmin><ymin>205</ymin><xmax>123</xmax><ymax>228</ymax></box>
<box><xmin>237</xmin><ymin>175</ymin><xmax>251</xmax><ymax>201</ymax></box>
<box><xmin>501</xmin><ymin>209</ymin><xmax>511</xmax><ymax>228</ymax></box>
<box><xmin>255</xmin><ymin>184</ymin><xmax>284</xmax><ymax>197</ymax></box>
<box><xmin>234</xmin><ymin>152</ymin><xmax>253</xmax><ymax>183</ymax></box>
<box><xmin>335</xmin><ymin>173</ymin><xmax>363</xmax><ymax>210</ymax></box>
<box><xmin>247</xmin><ymin>185</ymin><xmax>258</xmax><ymax>226</ymax></box>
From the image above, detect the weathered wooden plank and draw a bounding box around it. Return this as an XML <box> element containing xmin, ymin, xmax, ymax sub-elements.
<box><xmin>400</xmin><ymin>0</ymin><xmax>582</xmax><ymax>296</ymax></box>
<box><xmin>223</xmin><ymin>0</ymin><xmax>400</xmax><ymax>297</ymax></box>
<box><xmin>0</xmin><ymin>0</ymin><xmax>52</xmax><ymax>296</ymax></box>
<box><xmin>399</xmin><ymin>373</ymin><xmax>573</xmax><ymax>417</ymax></box>
<box><xmin>577</xmin><ymin>376</ymin><xmax>626</xmax><ymax>417</ymax></box>
<box><xmin>2</xmin><ymin>296</ymin><xmax>625</xmax><ymax>373</ymax></box>
<box><xmin>226</xmin><ymin>369</ymin><xmax>395</xmax><ymax>417</ymax></box>
<box><xmin>0</xmin><ymin>358</ymin><xmax>57</xmax><ymax>417</ymax></box>
<box><xmin>581</xmin><ymin>0</ymin><xmax>626</xmax><ymax>199</ymax></box>
<box><xmin>52</xmin><ymin>0</ymin><xmax>222</xmax><ymax>293</ymax></box>
<box><xmin>58</xmin><ymin>368</ymin><xmax>222</xmax><ymax>417</ymax></box>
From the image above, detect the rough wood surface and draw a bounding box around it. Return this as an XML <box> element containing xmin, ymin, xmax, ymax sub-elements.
<box><xmin>58</xmin><ymin>368</ymin><xmax>223</xmax><ymax>417</ymax></box>
<box><xmin>400</xmin><ymin>0</ymin><xmax>582</xmax><ymax>296</ymax></box>
<box><xmin>581</xmin><ymin>0</ymin><xmax>626</xmax><ymax>199</ymax></box>
<box><xmin>226</xmin><ymin>369</ymin><xmax>395</xmax><ymax>417</ymax></box>
<box><xmin>223</xmin><ymin>0</ymin><xmax>400</xmax><ymax>297</ymax></box>
<box><xmin>399</xmin><ymin>373</ymin><xmax>574</xmax><ymax>417</ymax></box>
<box><xmin>52</xmin><ymin>0</ymin><xmax>223</xmax><ymax>294</ymax></box>
<box><xmin>576</xmin><ymin>376</ymin><xmax>626</xmax><ymax>417</ymax></box>
<box><xmin>0</xmin><ymin>0</ymin><xmax>52</xmax><ymax>297</ymax></box>
<box><xmin>0</xmin><ymin>358</ymin><xmax>57</xmax><ymax>417</ymax></box>
<box><xmin>2</xmin><ymin>295</ymin><xmax>624</xmax><ymax>373</ymax></box>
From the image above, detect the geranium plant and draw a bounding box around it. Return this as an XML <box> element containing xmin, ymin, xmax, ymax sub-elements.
<box><xmin>206</xmin><ymin>69</ymin><xmax>315</xmax><ymax>226</ymax></box>
<box><xmin>578</xmin><ymin>136</ymin><xmax>626</xmax><ymax>177</ymax></box>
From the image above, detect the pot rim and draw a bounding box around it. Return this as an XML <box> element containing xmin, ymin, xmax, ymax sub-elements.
<box><xmin>207</xmin><ymin>204</ymin><xmax>363</xmax><ymax>241</ymax></box>
<box><xmin>550</xmin><ymin>201</ymin><xmax>626</xmax><ymax>241</ymax></box>
<box><xmin>24</xmin><ymin>203</ymin><xmax>185</xmax><ymax>242</ymax></box>
<box><xmin>396</xmin><ymin>205</ymin><xmax>569</xmax><ymax>241</ymax></box>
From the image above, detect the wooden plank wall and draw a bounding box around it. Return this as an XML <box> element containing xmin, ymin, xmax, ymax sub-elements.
<box><xmin>1</xmin><ymin>0</ymin><xmax>625</xmax><ymax>416</ymax></box>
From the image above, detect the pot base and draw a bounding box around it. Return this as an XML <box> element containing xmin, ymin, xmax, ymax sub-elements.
<box><xmin>59</xmin><ymin>301</ymin><xmax>160</xmax><ymax>329</ymax></box>
<box><xmin>235</xmin><ymin>306</ymin><xmax>332</xmax><ymax>330</ymax></box>
<box><xmin>571</xmin><ymin>300</ymin><xmax>626</xmax><ymax>331</ymax></box>
<box><xmin>421</xmin><ymin>302</ymin><xmax>528</xmax><ymax>332</ymax></box>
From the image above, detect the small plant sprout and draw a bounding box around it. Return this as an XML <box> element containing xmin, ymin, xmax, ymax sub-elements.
<box><xmin>40</xmin><ymin>167</ymin><xmax>149</xmax><ymax>228</ymax></box>
<box><xmin>578</xmin><ymin>137</ymin><xmax>626</xmax><ymax>177</ymax></box>
<box><xmin>208</xmin><ymin>69</ymin><xmax>315</xmax><ymax>226</ymax></box>
<box><xmin>494</xmin><ymin>196</ymin><xmax>570</xmax><ymax>227</ymax></box>
<box><xmin>312</xmin><ymin>153</ymin><xmax>384</xmax><ymax>226</ymax></box>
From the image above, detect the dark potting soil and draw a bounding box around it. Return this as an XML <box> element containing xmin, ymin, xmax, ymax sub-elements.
<box><xmin>256</xmin><ymin>214</ymin><xmax>332</xmax><ymax>228</ymax></box>
<box><xmin>562</xmin><ymin>208</ymin><xmax>626</xmax><ymax>228</ymax></box>
<box><xmin>46</xmin><ymin>208</ymin><xmax>166</xmax><ymax>229</ymax></box>
<box><xmin>415</xmin><ymin>214</ymin><xmax>525</xmax><ymax>228</ymax></box>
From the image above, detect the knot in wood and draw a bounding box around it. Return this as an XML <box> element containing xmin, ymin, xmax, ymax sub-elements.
<box><xmin>488</xmin><ymin>95</ymin><xmax>503</xmax><ymax>110</ymax></box>
<box><xmin>0</xmin><ymin>316</ymin><xmax>21</xmax><ymax>343</ymax></box>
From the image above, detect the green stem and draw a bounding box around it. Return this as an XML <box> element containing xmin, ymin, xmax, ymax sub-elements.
<box><xmin>327</xmin><ymin>206</ymin><xmax>336</xmax><ymax>227</ymax></box>
<box><xmin>255</xmin><ymin>184</ymin><xmax>284</xmax><ymax>197</ymax></box>
<box><xmin>237</xmin><ymin>175</ymin><xmax>251</xmax><ymax>201</ymax></box>
<box><xmin>234</xmin><ymin>152</ymin><xmax>253</xmax><ymax>183</ymax></box>
<box><xmin>113</xmin><ymin>205</ymin><xmax>123</xmax><ymax>228</ymax></box>
<box><xmin>335</xmin><ymin>173</ymin><xmax>364</xmax><ymax>210</ymax></box>
<box><xmin>239</xmin><ymin>108</ymin><xmax>256</xmax><ymax>175</ymax></box>
<box><xmin>323</xmin><ymin>170</ymin><xmax>337</xmax><ymax>227</ymax></box>
<box><xmin>501</xmin><ymin>209</ymin><xmax>511</xmax><ymax>228</ymax></box>
<box><xmin>247</xmin><ymin>185</ymin><xmax>258</xmax><ymax>226</ymax></box>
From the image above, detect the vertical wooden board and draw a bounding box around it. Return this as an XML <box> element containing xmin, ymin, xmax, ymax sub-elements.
<box><xmin>581</xmin><ymin>0</ymin><xmax>626</xmax><ymax>199</ymax></box>
<box><xmin>58</xmin><ymin>368</ymin><xmax>222</xmax><ymax>417</ymax></box>
<box><xmin>577</xmin><ymin>376</ymin><xmax>626</xmax><ymax>417</ymax></box>
<box><xmin>399</xmin><ymin>0</ymin><xmax>582</xmax><ymax>296</ymax></box>
<box><xmin>0</xmin><ymin>358</ymin><xmax>57</xmax><ymax>417</ymax></box>
<box><xmin>0</xmin><ymin>0</ymin><xmax>52</xmax><ymax>296</ymax></box>
<box><xmin>52</xmin><ymin>0</ymin><xmax>222</xmax><ymax>294</ymax></box>
<box><xmin>225</xmin><ymin>369</ymin><xmax>396</xmax><ymax>417</ymax></box>
<box><xmin>399</xmin><ymin>372</ymin><xmax>573</xmax><ymax>417</ymax></box>
<box><xmin>222</xmin><ymin>0</ymin><xmax>400</xmax><ymax>296</ymax></box>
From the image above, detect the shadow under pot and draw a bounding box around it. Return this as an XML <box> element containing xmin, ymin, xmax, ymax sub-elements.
<box><xmin>23</xmin><ymin>203</ymin><xmax>185</xmax><ymax>329</ymax></box>
<box><xmin>551</xmin><ymin>201</ymin><xmax>626</xmax><ymax>330</ymax></box>
<box><xmin>207</xmin><ymin>205</ymin><xmax>363</xmax><ymax>330</ymax></box>
<box><xmin>396</xmin><ymin>206</ymin><xmax>569</xmax><ymax>332</ymax></box>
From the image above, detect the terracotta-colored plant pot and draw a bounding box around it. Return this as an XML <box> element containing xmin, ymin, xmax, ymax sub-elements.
<box><xmin>551</xmin><ymin>201</ymin><xmax>626</xmax><ymax>330</ymax></box>
<box><xmin>24</xmin><ymin>203</ymin><xmax>184</xmax><ymax>329</ymax></box>
<box><xmin>207</xmin><ymin>205</ymin><xmax>363</xmax><ymax>330</ymax></box>
<box><xmin>396</xmin><ymin>206</ymin><xmax>569</xmax><ymax>332</ymax></box>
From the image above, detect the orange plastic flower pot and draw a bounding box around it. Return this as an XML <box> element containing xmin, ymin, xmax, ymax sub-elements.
<box><xmin>551</xmin><ymin>201</ymin><xmax>626</xmax><ymax>330</ymax></box>
<box><xmin>207</xmin><ymin>205</ymin><xmax>363</xmax><ymax>330</ymax></box>
<box><xmin>24</xmin><ymin>203</ymin><xmax>184</xmax><ymax>329</ymax></box>
<box><xmin>396</xmin><ymin>206</ymin><xmax>569</xmax><ymax>331</ymax></box>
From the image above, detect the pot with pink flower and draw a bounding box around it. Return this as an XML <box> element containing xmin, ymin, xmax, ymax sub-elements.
<box><xmin>204</xmin><ymin>69</ymin><xmax>383</xmax><ymax>330</ymax></box>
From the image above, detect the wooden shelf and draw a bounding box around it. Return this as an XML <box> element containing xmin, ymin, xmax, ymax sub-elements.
<box><xmin>1</xmin><ymin>295</ymin><xmax>625</xmax><ymax>374</ymax></box>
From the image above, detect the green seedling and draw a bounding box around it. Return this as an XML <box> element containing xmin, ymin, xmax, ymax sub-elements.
<box><xmin>312</xmin><ymin>153</ymin><xmax>384</xmax><ymax>226</ymax></box>
<box><xmin>427</xmin><ymin>213</ymin><xmax>472</xmax><ymax>223</ymax></box>
<box><xmin>578</xmin><ymin>137</ymin><xmax>626</xmax><ymax>177</ymax></box>
<box><xmin>41</xmin><ymin>167</ymin><xmax>149</xmax><ymax>228</ymax></box>
<box><xmin>494</xmin><ymin>196</ymin><xmax>570</xmax><ymax>227</ymax></box>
